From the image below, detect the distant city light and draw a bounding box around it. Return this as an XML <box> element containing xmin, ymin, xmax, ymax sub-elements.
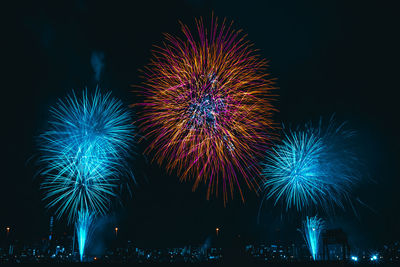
<box><xmin>370</xmin><ymin>254</ymin><xmax>378</xmax><ymax>261</ymax></box>
<box><xmin>351</xmin><ymin>256</ymin><xmax>358</xmax><ymax>261</ymax></box>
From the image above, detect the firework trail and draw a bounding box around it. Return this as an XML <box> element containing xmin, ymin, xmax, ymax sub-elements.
<box><xmin>76</xmin><ymin>210</ymin><xmax>94</xmax><ymax>262</ymax></box>
<box><xmin>136</xmin><ymin>15</ymin><xmax>276</xmax><ymax>202</ymax></box>
<box><xmin>300</xmin><ymin>216</ymin><xmax>325</xmax><ymax>260</ymax></box>
<box><xmin>262</xmin><ymin>119</ymin><xmax>359</xmax><ymax>212</ymax></box>
<box><xmin>38</xmin><ymin>89</ymin><xmax>134</xmax><ymax>260</ymax></box>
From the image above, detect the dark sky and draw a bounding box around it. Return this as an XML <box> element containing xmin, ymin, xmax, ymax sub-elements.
<box><xmin>2</xmin><ymin>0</ymin><xmax>398</xmax><ymax>250</ymax></box>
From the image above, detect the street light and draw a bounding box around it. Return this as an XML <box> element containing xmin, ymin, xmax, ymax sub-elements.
<box><xmin>216</xmin><ymin>227</ymin><xmax>220</xmax><ymax>237</ymax></box>
<box><xmin>115</xmin><ymin>227</ymin><xmax>118</xmax><ymax>238</ymax></box>
<box><xmin>351</xmin><ymin>256</ymin><xmax>358</xmax><ymax>262</ymax></box>
<box><xmin>6</xmin><ymin>227</ymin><xmax>10</xmax><ymax>236</ymax></box>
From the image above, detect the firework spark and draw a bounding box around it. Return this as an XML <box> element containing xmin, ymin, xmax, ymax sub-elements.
<box><xmin>38</xmin><ymin>89</ymin><xmax>135</xmax><ymax>222</ymax></box>
<box><xmin>262</xmin><ymin>119</ymin><xmax>359</xmax><ymax>212</ymax></box>
<box><xmin>136</xmin><ymin>16</ymin><xmax>276</xmax><ymax>202</ymax></box>
<box><xmin>300</xmin><ymin>216</ymin><xmax>325</xmax><ymax>261</ymax></box>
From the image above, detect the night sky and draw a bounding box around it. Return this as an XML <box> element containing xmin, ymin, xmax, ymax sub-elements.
<box><xmin>2</xmin><ymin>0</ymin><xmax>398</xmax><ymax>251</ymax></box>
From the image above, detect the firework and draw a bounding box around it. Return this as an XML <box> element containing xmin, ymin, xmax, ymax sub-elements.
<box><xmin>38</xmin><ymin>89</ymin><xmax>134</xmax><ymax>261</ymax></box>
<box><xmin>38</xmin><ymin>89</ymin><xmax>135</xmax><ymax>221</ymax></box>
<box><xmin>136</xmin><ymin>16</ymin><xmax>276</xmax><ymax>202</ymax></box>
<box><xmin>262</xmin><ymin>119</ymin><xmax>359</xmax><ymax>212</ymax></box>
<box><xmin>76</xmin><ymin>210</ymin><xmax>94</xmax><ymax>262</ymax></box>
<box><xmin>300</xmin><ymin>216</ymin><xmax>324</xmax><ymax>260</ymax></box>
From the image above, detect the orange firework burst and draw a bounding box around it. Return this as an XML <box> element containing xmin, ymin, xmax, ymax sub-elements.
<box><xmin>135</xmin><ymin>16</ymin><xmax>277</xmax><ymax>203</ymax></box>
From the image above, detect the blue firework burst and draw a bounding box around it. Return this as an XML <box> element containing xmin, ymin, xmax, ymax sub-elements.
<box><xmin>38</xmin><ymin>89</ymin><xmax>135</xmax><ymax>222</ymax></box>
<box><xmin>262</xmin><ymin>119</ymin><xmax>359</xmax><ymax>212</ymax></box>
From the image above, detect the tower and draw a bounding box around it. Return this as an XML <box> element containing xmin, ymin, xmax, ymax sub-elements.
<box><xmin>49</xmin><ymin>216</ymin><xmax>54</xmax><ymax>241</ymax></box>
